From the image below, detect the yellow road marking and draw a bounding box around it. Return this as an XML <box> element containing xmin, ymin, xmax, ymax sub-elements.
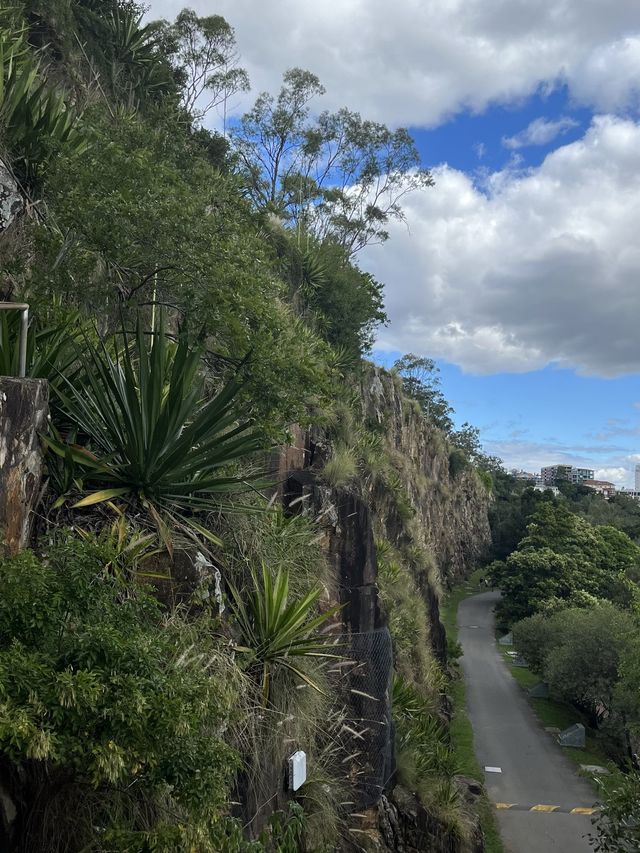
<box><xmin>495</xmin><ymin>803</ymin><xmax>517</xmax><ymax>810</ymax></box>
<box><xmin>570</xmin><ymin>807</ymin><xmax>597</xmax><ymax>815</ymax></box>
<box><xmin>530</xmin><ymin>805</ymin><xmax>559</xmax><ymax>812</ymax></box>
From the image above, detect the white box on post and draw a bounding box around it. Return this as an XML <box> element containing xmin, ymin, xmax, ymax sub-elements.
<box><xmin>288</xmin><ymin>750</ymin><xmax>307</xmax><ymax>791</ymax></box>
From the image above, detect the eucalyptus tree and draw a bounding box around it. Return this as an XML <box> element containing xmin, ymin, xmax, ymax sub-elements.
<box><xmin>231</xmin><ymin>68</ymin><xmax>434</xmax><ymax>255</ymax></box>
<box><xmin>160</xmin><ymin>8</ymin><xmax>249</xmax><ymax>125</ymax></box>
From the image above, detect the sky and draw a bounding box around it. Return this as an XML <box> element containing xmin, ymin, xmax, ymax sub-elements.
<box><xmin>147</xmin><ymin>0</ymin><xmax>640</xmax><ymax>484</ymax></box>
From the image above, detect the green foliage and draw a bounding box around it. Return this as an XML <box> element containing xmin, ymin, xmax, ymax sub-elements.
<box><xmin>221</xmin><ymin>504</ymin><xmax>333</xmax><ymax>601</ymax></box>
<box><xmin>488</xmin><ymin>476</ymin><xmax>552</xmax><ymax>560</ymax></box>
<box><xmin>392</xmin><ymin>353</ymin><xmax>454</xmax><ymax>432</ymax></box>
<box><xmin>591</xmin><ymin>769</ymin><xmax>640</xmax><ymax>852</ymax></box>
<box><xmin>377</xmin><ymin>539</ymin><xmax>444</xmax><ymax>706</ymax></box>
<box><xmin>75</xmin><ymin>514</ymin><xmax>163</xmax><ymax>582</ymax></box>
<box><xmin>100</xmin><ymin>7</ymin><xmax>178</xmax><ymax>106</ymax></box>
<box><xmin>0</xmin><ymin>535</ymin><xmax>244</xmax><ymax>850</ymax></box>
<box><xmin>280</xmin><ymin>236</ymin><xmax>387</xmax><ymax>358</ymax></box>
<box><xmin>0</xmin><ymin>307</ymin><xmax>78</xmax><ymax>379</ymax></box>
<box><xmin>322</xmin><ymin>442</ymin><xmax>358</xmax><ymax>488</ymax></box>
<box><xmin>448</xmin><ymin>448</ymin><xmax>469</xmax><ymax>480</ymax></box>
<box><xmin>490</xmin><ymin>501</ymin><xmax>640</xmax><ymax>626</ymax></box>
<box><xmin>0</xmin><ymin>18</ymin><xmax>87</xmax><ymax>182</ymax></box>
<box><xmin>393</xmin><ymin>675</ymin><xmax>470</xmax><ymax>841</ymax></box>
<box><xmin>163</xmin><ymin>8</ymin><xmax>250</xmax><ymax>123</ymax></box>
<box><xmin>32</xmin><ymin>108</ymin><xmax>336</xmax><ymax>436</ymax></box>
<box><xmin>228</xmin><ymin>563</ymin><xmax>340</xmax><ymax>700</ymax></box>
<box><xmin>450</xmin><ymin>422</ymin><xmax>504</xmax><ymax>473</ymax></box>
<box><xmin>231</xmin><ymin>68</ymin><xmax>433</xmax><ymax>255</ymax></box>
<box><xmin>44</xmin><ymin>316</ymin><xmax>265</xmax><ymax>545</ymax></box>
<box><xmin>512</xmin><ymin>604</ymin><xmax>638</xmax><ymax>722</ymax></box>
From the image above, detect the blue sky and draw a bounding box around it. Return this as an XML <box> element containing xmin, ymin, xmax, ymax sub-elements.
<box><xmin>373</xmin><ymin>349</ymin><xmax>640</xmax><ymax>483</ymax></box>
<box><xmin>148</xmin><ymin>0</ymin><xmax>640</xmax><ymax>483</ymax></box>
<box><xmin>372</xmin><ymin>79</ymin><xmax>640</xmax><ymax>484</ymax></box>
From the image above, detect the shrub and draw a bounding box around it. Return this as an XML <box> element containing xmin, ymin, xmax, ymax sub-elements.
<box><xmin>513</xmin><ymin>603</ymin><xmax>638</xmax><ymax>723</ymax></box>
<box><xmin>591</xmin><ymin>769</ymin><xmax>640</xmax><ymax>852</ymax></box>
<box><xmin>0</xmin><ymin>535</ymin><xmax>244</xmax><ymax>851</ymax></box>
<box><xmin>448</xmin><ymin>448</ymin><xmax>469</xmax><ymax>480</ymax></box>
<box><xmin>512</xmin><ymin>611</ymin><xmax>556</xmax><ymax>673</ymax></box>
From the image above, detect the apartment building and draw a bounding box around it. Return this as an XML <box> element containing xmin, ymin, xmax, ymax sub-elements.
<box><xmin>540</xmin><ymin>465</ymin><xmax>595</xmax><ymax>485</ymax></box>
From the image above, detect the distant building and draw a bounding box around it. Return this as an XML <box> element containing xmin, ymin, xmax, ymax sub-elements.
<box><xmin>533</xmin><ymin>484</ymin><xmax>560</xmax><ymax>496</ymax></box>
<box><xmin>540</xmin><ymin>465</ymin><xmax>595</xmax><ymax>485</ymax></box>
<box><xmin>635</xmin><ymin>464</ymin><xmax>640</xmax><ymax>491</ymax></box>
<box><xmin>510</xmin><ymin>469</ymin><xmax>540</xmax><ymax>482</ymax></box>
<box><xmin>581</xmin><ymin>479</ymin><xmax>616</xmax><ymax>499</ymax></box>
<box><xmin>619</xmin><ymin>489</ymin><xmax>640</xmax><ymax>503</ymax></box>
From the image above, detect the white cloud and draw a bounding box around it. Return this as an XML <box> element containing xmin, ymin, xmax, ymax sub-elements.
<box><xmin>572</xmin><ymin>36</ymin><xmax>640</xmax><ymax>114</ymax></box>
<box><xmin>502</xmin><ymin>116</ymin><xmax>578</xmax><ymax>149</ymax></box>
<box><xmin>595</xmin><ymin>467</ymin><xmax>627</xmax><ymax>484</ymax></box>
<box><xmin>363</xmin><ymin>115</ymin><xmax>640</xmax><ymax>377</ymax></box>
<box><xmin>146</xmin><ymin>0</ymin><xmax>640</xmax><ymax>127</ymax></box>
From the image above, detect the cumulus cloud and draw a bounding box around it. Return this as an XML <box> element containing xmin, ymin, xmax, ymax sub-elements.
<box><xmin>146</xmin><ymin>0</ymin><xmax>640</xmax><ymax>127</ymax></box>
<box><xmin>595</xmin><ymin>467</ymin><xmax>628</xmax><ymax>484</ymax></box>
<box><xmin>571</xmin><ymin>36</ymin><xmax>640</xmax><ymax>113</ymax></box>
<box><xmin>502</xmin><ymin>116</ymin><xmax>579</xmax><ymax>149</ymax></box>
<box><xmin>362</xmin><ymin>115</ymin><xmax>640</xmax><ymax>377</ymax></box>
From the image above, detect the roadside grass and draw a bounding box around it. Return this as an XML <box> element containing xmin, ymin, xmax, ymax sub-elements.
<box><xmin>442</xmin><ymin>570</ymin><xmax>505</xmax><ymax>853</ymax></box>
<box><xmin>498</xmin><ymin>647</ymin><xmax>617</xmax><ymax>777</ymax></box>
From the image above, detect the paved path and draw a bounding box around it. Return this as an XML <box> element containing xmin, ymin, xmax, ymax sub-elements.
<box><xmin>457</xmin><ymin>591</ymin><xmax>597</xmax><ymax>853</ymax></box>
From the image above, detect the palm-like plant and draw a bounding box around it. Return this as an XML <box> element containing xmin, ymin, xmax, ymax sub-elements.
<box><xmin>229</xmin><ymin>563</ymin><xmax>341</xmax><ymax>700</ymax></box>
<box><xmin>0</xmin><ymin>22</ymin><xmax>87</xmax><ymax>181</ymax></box>
<box><xmin>44</xmin><ymin>317</ymin><xmax>265</xmax><ymax>547</ymax></box>
<box><xmin>0</xmin><ymin>309</ymin><xmax>79</xmax><ymax>380</ymax></box>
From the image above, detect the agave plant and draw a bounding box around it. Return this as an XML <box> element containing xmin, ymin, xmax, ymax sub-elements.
<box><xmin>228</xmin><ymin>563</ymin><xmax>341</xmax><ymax>700</ymax></box>
<box><xmin>44</xmin><ymin>316</ymin><xmax>265</xmax><ymax>547</ymax></box>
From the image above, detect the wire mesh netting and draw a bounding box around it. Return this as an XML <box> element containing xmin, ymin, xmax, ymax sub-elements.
<box><xmin>327</xmin><ymin>626</ymin><xmax>394</xmax><ymax>808</ymax></box>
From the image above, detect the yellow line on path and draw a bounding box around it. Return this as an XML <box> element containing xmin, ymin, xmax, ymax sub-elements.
<box><xmin>530</xmin><ymin>805</ymin><xmax>559</xmax><ymax>812</ymax></box>
<box><xmin>495</xmin><ymin>803</ymin><xmax>516</xmax><ymax>809</ymax></box>
<box><xmin>570</xmin><ymin>807</ymin><xmax>597</xmax><ymax>815</ymax></box>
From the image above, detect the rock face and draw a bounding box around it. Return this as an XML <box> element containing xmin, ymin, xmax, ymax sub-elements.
<box><xmin>361</xmin><ymin>365</ymin><xmax>491</xmax><ymax>588</ymax></box>
<box><xmin>0</xmin><ymin>378</ymin><xmax>49</xmax><ymax>556</ymax></box>
<box><xmin>0</xmin><ymin>161</ymin><xmax>23</xmax><ymax>233</ymax></box>
<box><xmin>273</xmin><ymin>364</ymin><xmax>492</xmax><ymax>851</ymax></box>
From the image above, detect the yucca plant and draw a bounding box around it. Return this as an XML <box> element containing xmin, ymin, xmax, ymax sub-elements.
<box><xmin>44</xmin><ymin>316</ymin><xmax>265</xmax><ymax>547</ymax></box>
<box><xmin>0</xmin><ymin>21</ymin><xmax>88</xmax><ymax>181</ymax></box>
<box><xmin>229</xmin><ymin>563</ymin><xmax>341</xmax><ymax>700</ymax></box>
<box><xmin>0</xmin><ymin>309</ymin><xmax>79</xmax><ymax>380</ymax></box>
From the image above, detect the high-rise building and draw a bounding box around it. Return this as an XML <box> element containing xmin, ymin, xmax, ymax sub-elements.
<box><xmin>635</xmin><ymin>464</ymin><xmax>640</xmax><ymax>491</ymax></box>
<box><xmin>541</xmin><ymin>465</ymin><xmax>595</xmax><ymax>485</ymax></box>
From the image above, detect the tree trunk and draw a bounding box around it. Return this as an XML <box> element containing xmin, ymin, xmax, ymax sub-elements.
<box><xmin>0</xmin><ymin>377</ymin><xmax>48</xmax><ymax>557</ymax></box>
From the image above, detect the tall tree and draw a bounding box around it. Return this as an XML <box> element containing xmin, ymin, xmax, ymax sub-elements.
<box><xmin>160</xmin><ymin>8</ymin><xmax>249</xmax><ymax>124</ymax></box>
<box><xmin>231</xmin><ymin>68</ymin><xmax>434</xmax><ymax>254</ymax></box>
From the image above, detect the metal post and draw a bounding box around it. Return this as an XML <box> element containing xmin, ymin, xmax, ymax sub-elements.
<box><xmin>0</xmin><ymin>302</ymin><xmax>29</xmax><ymax>378</ymax></box>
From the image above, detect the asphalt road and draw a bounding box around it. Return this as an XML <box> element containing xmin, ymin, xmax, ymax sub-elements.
<box><xmin>457</xmin><ymin>591</ymin><xmax>598</xmax><ymax>853</ymax></box>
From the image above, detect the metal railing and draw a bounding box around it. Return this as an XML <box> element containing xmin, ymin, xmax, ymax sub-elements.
<box><xmin>0</xmin><ymin>302</ymin><xmax>29</xmax><ymax>378</ymax></box>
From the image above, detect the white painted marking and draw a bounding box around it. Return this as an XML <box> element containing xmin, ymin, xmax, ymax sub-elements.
<box><xmin>485</xmin><ymin>766</ymin><xmax>502</xmax><ymax>773</ymax></box>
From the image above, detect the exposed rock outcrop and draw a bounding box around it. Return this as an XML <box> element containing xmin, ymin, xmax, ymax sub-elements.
<box><xmin>0</xmin><ymin>161</ymin><xmax>23</xmax><ymax>233</ymax></box>
<box><xmin>272</xmin><ymin>364</ymin><xmax>492</xmax><ymax>851</ymax></box>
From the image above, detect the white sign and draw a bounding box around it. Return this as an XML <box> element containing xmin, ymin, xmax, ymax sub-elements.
<box><xmin>289</xmin><ymin>751</ymin><xmax>307</xmax><ymax>791</ymax></box>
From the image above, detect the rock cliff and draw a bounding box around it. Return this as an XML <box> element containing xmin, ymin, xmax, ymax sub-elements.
<box><xmin>273</xmin><ymin>363</ymin><xmax>492</xmax><ymax>851</ymax></box>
